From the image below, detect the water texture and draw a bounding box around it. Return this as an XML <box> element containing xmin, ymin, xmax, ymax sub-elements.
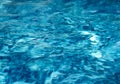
<box><xmin>0</xmin><ymin>0</ymin><xmax>120</xmax><ymax>84</ymax></box>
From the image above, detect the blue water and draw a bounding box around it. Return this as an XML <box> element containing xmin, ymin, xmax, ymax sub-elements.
<box><xmin>0</xmin><ymin>0</ymin><xmax>120</xmax><ymax>84</ymax></box>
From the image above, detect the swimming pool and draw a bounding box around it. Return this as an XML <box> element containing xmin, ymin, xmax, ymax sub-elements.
<box><xmin>0</xmin><ymin>0</ymin><xmax>120</xmax><ymax>84</ymax></box>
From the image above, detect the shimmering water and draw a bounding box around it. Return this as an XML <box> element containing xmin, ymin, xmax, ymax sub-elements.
<box><xmin>0</xmin><ymin>0</ymin><xmax>120</xmax><ymax>84</ymax></box>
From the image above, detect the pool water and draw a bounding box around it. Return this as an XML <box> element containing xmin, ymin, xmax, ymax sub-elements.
<box><xmin>0</xmin><ymin>0</ymin><xmax>120</xmax><ymax>84</ymax></box>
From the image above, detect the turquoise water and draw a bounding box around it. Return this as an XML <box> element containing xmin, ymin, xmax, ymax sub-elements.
<box><xmin>0</xmin><ymin>0</ymin><xmax>120</xmax><ymax>84</ymax></box>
